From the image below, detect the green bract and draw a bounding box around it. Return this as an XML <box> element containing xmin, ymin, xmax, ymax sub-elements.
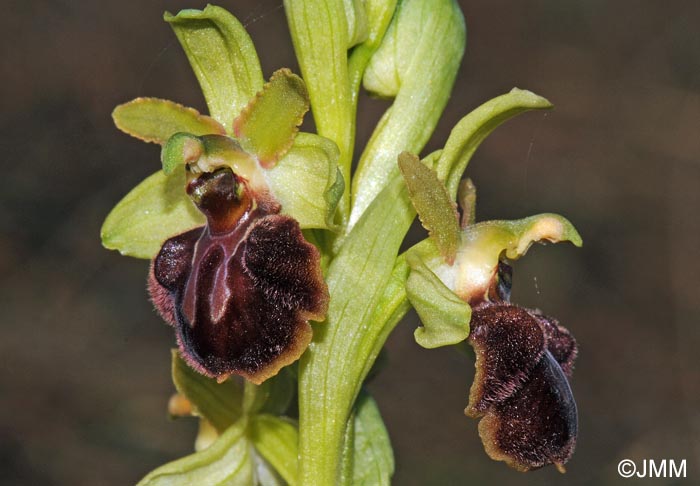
<box><xmin>103</xmin><ymin>2</ymin><xmax>583</xmax><ymax>484</ymax></box>
<box><xmin>164</xmin><ymin>5</ymin><xmax>264</xmax><ymax>129</ymax></box>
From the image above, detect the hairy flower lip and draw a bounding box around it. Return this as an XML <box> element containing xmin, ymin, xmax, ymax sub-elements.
<box><xmin>465</xmin><ymin>301</ymin><xmax>578</xmax><ymax>472</ymax></box>
<box><xmin>149</xmin><ymin>167</ymin><xmax>328</xmax><ymax>385</ymax></box>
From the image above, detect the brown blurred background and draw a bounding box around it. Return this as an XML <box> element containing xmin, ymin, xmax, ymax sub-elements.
<box><xmin>2</xmin><ymin>1</ymin><xmax>699</xmax><ymax>485</ymax></box>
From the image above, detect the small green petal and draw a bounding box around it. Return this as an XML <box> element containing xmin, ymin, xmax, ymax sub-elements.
<box><xmin>398</xmin><ymin>152</ymin><xmax>460</xmax><ymax>264</ymax></box>
<box><xmin>165</xmin><ymin>5</ymin><xmax>264</xmax><ymax>129</ymax></box>
<box><xmin>250</xmin><ymin>415</ymin><xmax>299</xmax><ymax>486</ymax></box>
<box><xmin>112</xmin><ymin>98</ymin><xmax>225</xmax><ymax>144</ymax></box>
<box><xmin>436</xmin><ymin>88</ymin><xmax>554</xmax><ymax>199</ymax></box>
<box><xmin>171</xmin><ymin>350</ymin><xmax>242</xmax><ymax>433</ymax></box>
<box><xmin>406</xmin><ymin>251</ymin><xmax>471</xmax><ymax>349</ymax></box>
<box><xmin>100</xmin><ymin>166</ymin><xmax>204</xmax><ymax>259</ymax></box>
<box><xmin>266</xmin><ymin>132</ymin><xmax>344</xmax><ymax>229</ymax></box>
<box><xmin>137</xmin><ymin>419</ymin><xmax>254</xmax><ymax>486</ymax></box>
<box><xmin>233</xmin><ymin>69</ymin><xmax>309</xmax><ymax>168</ymax></box>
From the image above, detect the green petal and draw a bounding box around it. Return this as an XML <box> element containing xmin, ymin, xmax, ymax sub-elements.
<box><xmin>342</xmin><ymin>393</ymin><xmax>394</xmax><ymax>486</ymax></box>
<box><xmin>266</xmin><ymin>132</ymin><xmax>344</xmax><ymax>229</ymax></box>
<box><xmin>137</xmin><ymin>419</ymin><xmax>254</xmax><ymax>486</ymax></box>
<box><xmin>436</xmin><ymin>88</ymin><xmax>553</xmax><ymax>199</ymax></box>
<box><xmin>398</xmin><ymin>152</ymin><xmax>460</xmax><ymax>263</ymax></box>
<box><xmin>100</xmin><ymin>167</ymin><xmax>204</xmax><ymax>259</ymax></box>
<box><xmin>406</xmin><ymin>252</ymin><xmax>471</xmax><ymax>349</ymax></box>
<box><xmin>233</xmin><ymin>69</ymin><xmax>309</xmax><ymax>168</ymax></box>
<box><xmin>165</xmin><ymin>5</ymin><xmax>264</xmax><ymax>129</ymax></box>
<box><xmin>432</xmin><ymin>214</ymin><xmax>582</xmax><ymax>302</ymax></box>
<box><xmin>171</xmin><ymin>351</ymin><xmax>243</xmax><ymax>433</ymax></box>
<box><xmin>350</xmin><ymin>0</ymin><xmax>466</xmax><ymax>227</ymax></box>
<box><xmin>112</xmin><ymin>98</ymin><xmax>225</xmax><ymax>144</ymax></box>
<box><xmin>250</xmin><ymin>415</ymin><xmax>299</xmax><ymax>486</ymax></box>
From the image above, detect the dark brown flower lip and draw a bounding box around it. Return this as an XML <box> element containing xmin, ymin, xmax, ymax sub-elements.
<box><xmin>149</xmin><ymin>167</ymin><xmax>328</xmax><ymax>384</ymax></box>
<box><xmin>465</xmin><ymin>301</ymin><xmax>578</xmax><ymax>472</ymax></box>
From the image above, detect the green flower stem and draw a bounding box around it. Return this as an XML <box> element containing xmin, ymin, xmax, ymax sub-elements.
<box><xmin>298</xmin><ymin>177</ymin><xmax>414</xmax><ymax>485</ymax></box>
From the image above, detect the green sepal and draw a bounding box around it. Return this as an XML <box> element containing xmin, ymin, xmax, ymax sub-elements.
<box><xmin>112</xmin><ymin>98</ymin><xmax>225</xmax><ymax>144</ymax></box>
<box><xmin>165</xmin><ymin>5</ymin><xmax>264</xmax><ymax>129</ymax></box>
<box><xmin>171</xmin><ymin>350</ymin><xmax>243</xmax><ymax>433</ymax></box>
<box><xmin>340</xmin><ymin>392</ymin><xmax>394</xmax><ymax>486</ymax></box>
<box><xmin>250</xmin><ymin>415</ymin><xmax>300</xmax><ymax>486</ymax></box>
<box><xmin>434</xmin><ymin>214</ymin><xmax>583</xmax><ymax>302</ymax></box>
<box><xmin>398</xmin><ymin>152</ymin><xmax>460</xmax><ymax>264</ymax></box>
<box><xmin>435</xmin><ymin>88</ymin><xmax>554</xmax><ymax>198</ymax></box>
<box><xmin>233</xmin><ymin>69</ymin><xmax>310</xmax><ymax>168</ymax></box>
<box><xmin>137</xmin><ymin>419</ymin><xmax>254</xmax><ymax>486</ymax></box>
<box><xmin>406</xmin><ymin>250</ymin><xmax>471</xmax><ymax>348</ymax></box>
<box><xmin>100</xmin><ymin>166</ymin><xmax>204</xmax><ymax>259</ymax></box>
<box><xmin>266</xmin><ymin>132</ymin><xmax>344</xmax><ymax>230</ymax></box>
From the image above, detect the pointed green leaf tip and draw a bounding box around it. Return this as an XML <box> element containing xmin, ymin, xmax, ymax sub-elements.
<box><xmin>100</xmin><ymin>166</ymin><xmax>204</xmax><ymax>259</ymax></box>
<box><xmin>165</xmin><ymin>5</ymin><xmax>264</xmax><ymax>128</ymax></box>
<box><xmin>399</xmin><ymin>152</ymin><xmax>460</xmax><ymax>264</ymax></box>
<box><xmin>406</xmin><ymin>253</ymin><xmax>471</xmax><ymax>349</ymax></box>
<box><xmin>137</xmin><ymin>419</ymin><xmax>254</xmax><ymax>486</ymax></box>
<box><xmin>112</xmin><ymin>98</ymin><xmax>225</xmax><ymax>144</ymax></box>
<box><xmin>233</xmin><ymin>68</ymin><xmax>310</xmax><ymax>168</ymax></box>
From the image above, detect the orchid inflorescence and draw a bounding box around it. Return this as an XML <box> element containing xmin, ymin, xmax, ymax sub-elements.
<box><xmin>101</xmin><ymin>2</ymin><xmax>582</xmax><ymax>484</ymax></box>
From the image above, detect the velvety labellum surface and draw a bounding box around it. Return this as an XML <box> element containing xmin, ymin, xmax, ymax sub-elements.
<box><xmin>467</xmin><ymin>302</ymin><xmax>578</xmax><ymax>472</ymax></box>
<box><xmin>149</xmin><ymin>168</ymin><xmax>328</xmax><ymax>384</ymax></box>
